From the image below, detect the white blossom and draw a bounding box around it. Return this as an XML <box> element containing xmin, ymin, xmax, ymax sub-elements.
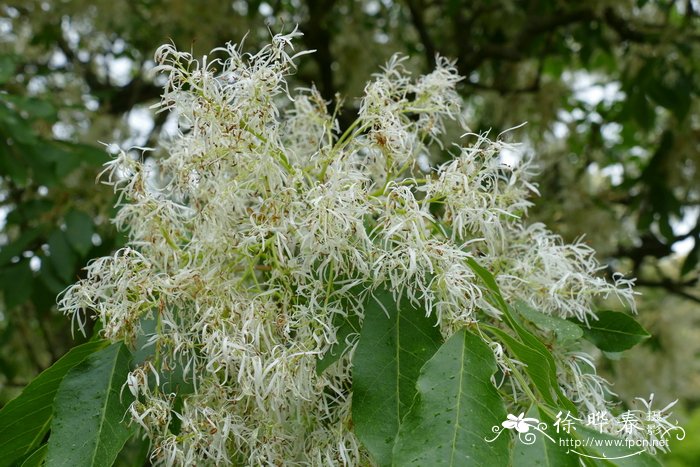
<box><xmin>58</xmin><ymin>31</ymin><xmax>640</xmax><ymax>465</ymax></box>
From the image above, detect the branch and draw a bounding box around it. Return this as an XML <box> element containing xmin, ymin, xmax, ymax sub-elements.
<box><xmin>462</xmin><ymin>79</ymin><xmax>540</xmax><ymax>94</ymax></box>
<box><xmin>602</xmin><ymin>7</ymin><xmax>660</xmax><ymax>43</ymax></box>
<box><xmin>302</xmin><ymin>0</ymin><xmax>338</xmax><ymax>101</ymax></box>
<box><xmin>635</xmin><ymin>278</ymin><xmax>700</xmax><ymax>304</ymax></box>
<box><xmin>452</xmin><ymin>4</ymin><xmax>667</xmax><ymax>84</ymax></box>
<box><xmin>519</xmin><ymin>7</ymin><xmax>595</xmax><ymax>39</ymax></box>
<box><xmin>455</xmin><ymin>7</ymin><xmax>592</xmax><ymax>75</ymax></box>
<box><xmin>405</xmin><ymin>0</ymin><xmax>437</xmax><ymax>68</ymax></box>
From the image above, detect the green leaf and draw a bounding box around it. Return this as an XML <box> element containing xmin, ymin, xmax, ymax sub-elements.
<box><xmin>5</xmin><ymin>95</ymin><xmax>57</xmax><ymax>121</ymax></box>
<box><xmin>38</xmin><ymin>262</ymin><xmax>69</xmax><ymax>295</ymax></box>
<box><xmin>113</xmin><ymin>435</ymin><xmax>151</xmax><ymax>467</ymax></box>
<box><xmin>485</xmin><ymin>325</ymin><xmax>558</xmax><ymax>407</ymax></box>
<box><xmin>23</xmin><ymin>143</ymin><xmax>58</xmax><ymax>187</ymax></box>
<box><xmin>5</xmin><ymin>200</ymin><xmax>52</xmax><ymax>227</ymax></box>
<box><xmin>352</xmin><ymin>286</ymin><xmax>443</xmax><ymax>466</ymax></box>
<box><xmin>0</xmin><ymin>228</ymin><xmax>42</xmax><ymax>267</ymax></box>
<box><xmin>629</xmin><ymin>89</ymin><xmax>656</xmax><ymax>130</ymax></box>
<box><xmin>513</xmin><ymin>301</ymin><xmax>583</xmax><ymax>344</ymax></box>
<box><xmin>47</xmin><ymin>230</ymin><xmax>77</xmax><ymax>283</ymax></box>
<box><xmin>392</xmin><ymin>329</ymin><xmax>509</xmax><ymax>466</ymax></box>
<box><xmin>0</xmin><ymin>340</ymin><xmax>109</xmax><ymax>467</ymax></box>
<box><xmin>512</xmin><ymin>406</ymin><xmax>579</xmax><ymax>467</ymax></box>
<box><xmin>487</xmin><ymin>317</ymin><xmax>576</xmax><ymax>413</ymax></box>
<box><xmin>465</xmin><ymin>257</ymin><xmax>508</xmax><ymax>312</ymax></box>
<box><xmin>0</xmin><ymin>104</ymin><xmax>38</xmax><ymax>146</ymax></box>
<box><xmin>20</xmin><ymin>444</ymin><xmax>48</xmax><ymax>467</ymax></box>
<box><xmin>646</xmin><ymin>70</ymin><xmax>692</xmax><ymax>122</ymax></box>
<box><xmin>65</xmin><ymin>210</ymin><xmax>95</xmax><ymax>257</ymax></box>
<box><xmin>681</xmin><ymin>237</ymin><xmax>699</xmax><ymax>276</ymax></box>
<box><xmin>42</xmin><ymin>144</ymin><xmax>81</xmax><ymax>179</ymax></box>
<box><xmin>572</xmin><ymin>310</ymin><xmax>650</xmax><ymax>352</ymax></box>
<box><xmin>46</xmin><ymin>342</ymin><xmax>135</xmax><ymax>467</ymax></box>
<box><xmin>0</xmin><ymin>55</ymin><xmax>15</xmax><ymax>84</ymax></box>
<box><xmin>131</xmin><ymin>316</ymin><xmax>193</xmax><ymax>435</ymax></box>
<box><xmin>466</xmin><ymin>258</ymin><xmax>577</xmax><ymax>414</ymax></box>
<box><xmin>0</xmin><ymin>259</ymin><xmax>34</xmax><ymax>308</ymax></box>
<box><xmin>316</xmin><ymin>278</ymin><xmax>365</xmax><ymax>374</ymax></box>
<box><xmin>316</xmin><ymin>309</ymin><xmax>361</xmax><ymax>374</ymax></box>
<box><xmin>62</xmin><ymin>142</ymin><xmax>109</xmax><ymax>167</ymax></box>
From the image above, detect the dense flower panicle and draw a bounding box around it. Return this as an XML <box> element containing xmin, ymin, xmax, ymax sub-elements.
<box><xmin>500</xmin><ymin>223</ymin><xmax>637</xmax><ymax>322</ymax></box>
<box><xmin>59</xmin><ymin>31</ymin><xmax>640</xmax><ymax>465</ymax></box>
<box><xmin>422</xmin><ymin>136</ymin><xmax>538</xmax><ymax>248</ymax></box>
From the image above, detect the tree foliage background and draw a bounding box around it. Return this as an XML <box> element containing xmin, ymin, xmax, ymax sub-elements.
<box><xmin>1</xmin><ymin>0</ymin><xmax>699</xmax><ymax>464</ymax></box>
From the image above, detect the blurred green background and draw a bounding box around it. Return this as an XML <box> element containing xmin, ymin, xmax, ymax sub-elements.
<box><xmin>1</xmin><ymin>0</ymin><xmax>699</xmax><ymax>464</ymax></box>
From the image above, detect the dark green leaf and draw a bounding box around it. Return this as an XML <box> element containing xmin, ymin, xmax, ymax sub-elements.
<box><xmin>65</xmin><ymin>210</ymin><xmax>95</xmax><ymax>257</ymax></box>
<box><xmin>466</xmin><ymin>258</ymin><xmax>577</xmax><ymax>414</ymax></box>
<box><xmin>47</xmin><ymin>230</ymin><xmax>77</xmax><ymax>283</ymax></box>
<box><xmin>113</xmin><ymin>435</ymin><xmax>151</xmax><ymax>467</ymax></box>
<box><xmin>393</xmin><ymin>329</ymin><xmax>510</xmax><ymax>466</ymax></box>
<box><xmin>65</xmin><ymin>142</ymin><xmax>109</xmax><ymax>167</ymax></box>
<box><xmin>316</xmin><ymin>309</ymin><xmax>361</xmax><ymax>374</ymax></box>
<box><xmin>485</xmin><ymin>325</ymin><xmax>558</xmax><ymax>407</ymax></box>
<box><xmin>0</xmin><ymin>105</ymin><xmax>37</xmax><ymax>146</ymax></box>
<box><xmin>657</xmin><ymin>213</ymin><xmax>675</xmax><ymax>243</ymax></box>
<box><xmin>0</xmin><ymin>228</ymin><xmax>42</xmax><ymax>267</ymax></box>
<box><xmin>5</xmin><ymin>95</ymin><xmax>57</xmax><ymax>121</ymax></box>
<box><xmin>465</xmin><ymin>257</ymin><xmax>508</xmax><ymax>311</ymax></box>
<box><xmin>0</xmin><ymin>259</ymin><xmax>33</xmax><ymax>308</ymax></box>
<box><xmin>42</xmin><ymin>144</ymin><xmax>81</xmax><ymax>179</ymax></box>
<box><xmin>646</xmin><ymin>71</ymin><xmax>691</xmax><ymax>122</ymax></box>
<box><xmin>24</xmin><ymin>143</ymin><xmax>58</xmax><ymax>186</ymax></box>
<box><xmin>513</xmin><ymin>301</ymin><xmax>583</xmax><ymax>344</ymax></box>
<box><xmin>0</xmin><ymin>340</ymin><xmax>109</xmax><ymax>467</ymax></box>
<box><xmin>681</xmin><ymin>238</ymin><xmax>699</xmax><ymax>276</ymax></box>
<box><xmin>46</xmin><ymin>342</ymin><xmax>135</xmax><ymax>467</ymax></box>
<box><xmin>38</xmin><ymin>262</ymin><xmax>68</xmax><ymax>295</ymax></box>
<box><xmin>573</xmin><ymin>310</ymin><xmax>650</xmax><ymax>352</ymax></box>
<box><xmin>629</xmin><ymin>91</ymin><xmax>655</xmax><ymax>130</ymax></box>
<box><xmin>352</xmin><ymin>286</ymin><xmax>443</xmax><ymax>466</ymax></box>
<box><xmin>5</xmin><ymin>200</ymin><xmax>52</xmax><ymax>227</ymax></box>
<box><xmin>131</xmin><ymin>316</ymin><xmax>194</xmax><ymax>435</ymax></box>
<box><xmin>20</xmin><ymin>444</ymin><xmax>48</xmax><ymax>467</ymax></box>
<box><xmin>512</xmin><ymin>406</ymin><xmax>579</xmax><ymax>467</ymax></box>
<box><xmin>0</xmin><ymin>55</ymin><xmax>15</xmax><ymax>84</ymax></box>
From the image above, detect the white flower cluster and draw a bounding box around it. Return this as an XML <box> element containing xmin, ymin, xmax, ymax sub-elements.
<box><xmin>58</xmin><ymin>30</ymin><xmax>637</xmax><ymax>465</ymax></box>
